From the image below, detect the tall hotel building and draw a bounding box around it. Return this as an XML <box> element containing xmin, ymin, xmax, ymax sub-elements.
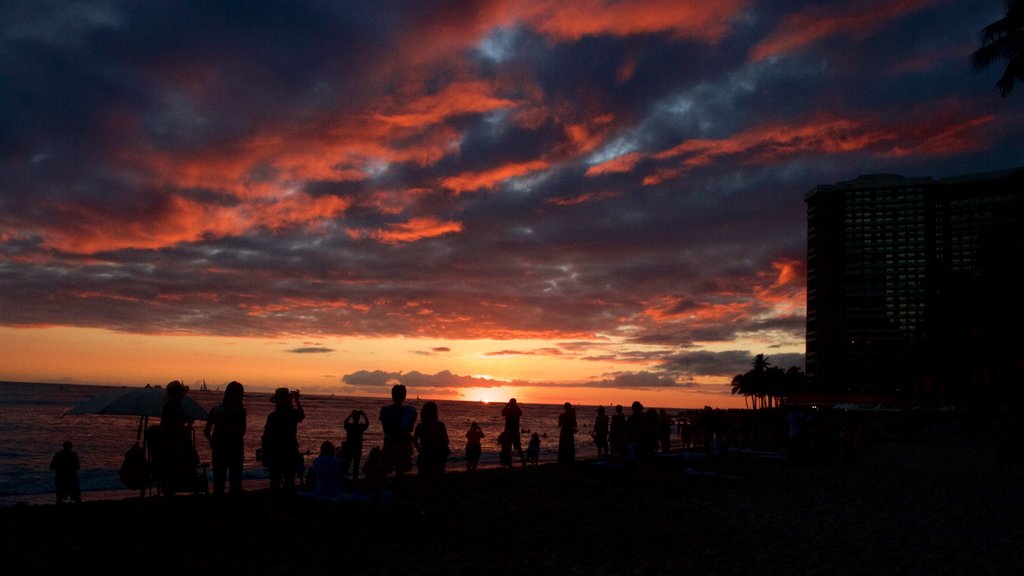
<box><xmin>805</xmin><ymin>168</ymin><xmax>1024</xmax><ymax>404</ymax></box>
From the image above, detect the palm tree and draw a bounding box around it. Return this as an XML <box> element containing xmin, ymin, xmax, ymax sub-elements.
<box><xmin>973</xmin><ymin>0</ymin><xmax>1024</xmax><ymax>96</ymax></box>
<box><xmin>731</xmin><ymin>373</ymin><xmax>750</xmax><ymax>409</ymax></box>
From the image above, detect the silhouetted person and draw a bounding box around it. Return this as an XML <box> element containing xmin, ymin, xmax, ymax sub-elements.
<box><xmin>363</xmin><ymin>446</ymin><xmax>385</xmax><ymax>503</ymax></box>
<box><xmin>413</xmin><ymin>401</ymin><xmax>449</xmax><ymax>513</ymax></box>
<box><xmin>592</xmin><ymin>406</ymin><xmax>609</xmax><ymax>458</ymax></box>
<box><xmin>204</xmin><ymin>380</ymin><xmax>246</xmax><ymax>497</ymax></box>
<box><xmin>262</xmin><ymin>387</ymin><xmax>305</xmax><ymax>493</ymax></box>
<box><xmin>311</xmin><ymin>440</ymin><xmax>343</xmax><ymax>499</ymax></box>
<box><xmin>497</xmin><ymin>430</ymin><xmax>512</xmax><ymax>467</ymax></box>
<box><xmin>159</xmin><ymin>380</ymin><xmax>196</xmax><ymax>496</ymax></box>
<box><xmin>526</xmin><ymin>432</ymin><xmax>541</xmax><ymax>465</ymax></box>
<box><xmin>501</xmin><ymin>398</ymin><xmax>526</xmax><ymax>466</ymax></box>
<box><xmin>609</xmin><ymin>404</ymin><xmax>626</xmax><ymax>459</ymax></box>
<box><xmin>657</xmin><ymin>409</ymin><xmax>673</xmax><ymax>453</ymax></box>
<box><xmin>51</xmin><ymin>440</ymin><xmax>80</xmax><ymax>504</ymax></box>
<box><xmin>380</xmin><ymin>384</ymin><xmax>417</xmax><ymax>494</ymax></box>
<box><xmin>341</xmin><ymin>409</ymin><xmax>369</xmax><ymax>480</ymax></box>
<box><xmin>626</xmin><ymin>401</ymin><xmax>652</xmax><ymax>475</ymax></box>
<box><xmin>465</xmin><ymin>421</ymin><xmax>484</xmax><ymax>472</ymax></box>
<box><xmin>558</xmin><ymin>402</ymin><xmax>577</xmax><ymax>466</ymax></box>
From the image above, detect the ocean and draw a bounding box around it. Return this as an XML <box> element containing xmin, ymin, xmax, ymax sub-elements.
<box><xmin>0</xmin><ymin>381</ymin><xmax>683</xmax><ymax>507</ymax></box>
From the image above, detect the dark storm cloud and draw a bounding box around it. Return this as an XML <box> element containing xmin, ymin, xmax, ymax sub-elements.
<box><xmin>2</xmin><ymin>0</ymin><xmax>1022</xmax><ymax>369</ymax></box>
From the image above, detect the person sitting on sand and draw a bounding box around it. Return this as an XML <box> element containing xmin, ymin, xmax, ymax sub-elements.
<box><xmin>311</xmin><ymin>440</ymin><xmax>343</xmax><ymax>499</ymax></box>
<box><xmin>465</xmin><ymin>421</ymin><xmax>484</xmax><ymax>472</ymax></box>
<box><xmin>363</xmin><ymin>446</ymin><xmax>386</xmax><ymax>502</ymax></box>
<box><xmin>50</xmin><ymin>440</ymin><xmax>81</xmax><ymax>504</ymax></box>
<box><xmin>526</xmin><ymin>432</ymin><xmax>541</xmax><ymax>465</ymax></box>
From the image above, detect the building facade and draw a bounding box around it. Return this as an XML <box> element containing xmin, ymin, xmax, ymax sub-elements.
<box><xmin>805</xmin><ymin>168</ymin><xmax>1024</xmax><ymax>405</ymax></box>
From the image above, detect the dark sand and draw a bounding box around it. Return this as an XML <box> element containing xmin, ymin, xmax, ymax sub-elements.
<box><xmin>2</xmin><ymin>427</ymin><xmax>1021</xmax><ymax>575</ymax></box>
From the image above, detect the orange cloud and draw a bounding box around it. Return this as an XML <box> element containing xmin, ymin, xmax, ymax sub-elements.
<box><xmin>585</xmin><ymin>152</ymin><xmax>644</xmax><ymax>176</ymax></box>
<box><xmin>545</xmin><ymin>190</ymin><xmax>621</xmax><ymax>206</ymax></box>
<box><xmin>347</xmin><ymin>217</ymin><xmax>464</xmax><ymax>244</ymax></box>
<box><xmin>643</xmin><ymin>295</ymin><xmax>753</xmax><ymax>325</ymax></box>
<box><xmin>645</xmin><ymin>111</ymin><xmax>993</xmax><ymax>185</ymax></box>
<box><xmin>753</xmin><ymin>259</ymin><xmax>806</xmax><ymax>307</ymax></box>
<box><xmin>374</xmin><ymin>80</ymin><xmax>519</xmax><ymax>128</ymax></box>
<box><xmin>40</xmin><ymin>191</ymin><xmax>350</xmax><ymax>254</ymax></box>
<box><xmin>519</xmin><ymin>0</ymin><xmax>747</xmax><ymax>43</ymax></box>
<box><xmin>440</xmin><ymin>159</ymin><xmax>550</xmax><ymax>194</ymax></box>
<box><xmin>750</xmin><ymin>0</ymin><xmax>931</xmax><ymax>62</ymax></box>
<box><xmin>881</xmin><ymin>115</ymin><xmax>994</xmax><ymax>157</ymax></box>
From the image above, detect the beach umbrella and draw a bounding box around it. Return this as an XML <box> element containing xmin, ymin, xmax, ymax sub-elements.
<box><xmin>66</xmin><ymin>385</ymin><xmax>209</xmax><ymax>421</ymax></box>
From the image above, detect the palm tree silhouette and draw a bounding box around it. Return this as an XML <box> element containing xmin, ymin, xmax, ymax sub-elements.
<box><xmin>973</xmin><ymin>0</ymin><xmax>1024</xmax><ymax>96</ymax></box>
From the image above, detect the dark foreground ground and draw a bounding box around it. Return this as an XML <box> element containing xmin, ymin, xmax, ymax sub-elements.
<box><xmin>2</xmin><ymin>427</ymin><xmax>1022</xmax><ymax>576</ymax></box>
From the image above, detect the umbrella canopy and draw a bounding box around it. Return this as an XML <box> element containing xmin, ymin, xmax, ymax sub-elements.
<box><xmin>66</xmin><ymin>386</ymin><xmax>209</xmax><ymax>421</ymax></box>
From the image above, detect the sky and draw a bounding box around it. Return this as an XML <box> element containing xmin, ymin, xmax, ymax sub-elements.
<box><xmin>1</xmin><ymin>0</ymin><xmax>1022</xmax><ymax>408</ymax></box>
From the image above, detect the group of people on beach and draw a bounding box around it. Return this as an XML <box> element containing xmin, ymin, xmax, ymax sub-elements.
<box><xmin>53</xmin><ymin>380</ymin><xmax>676</xmax><ymax>505</ymax></box>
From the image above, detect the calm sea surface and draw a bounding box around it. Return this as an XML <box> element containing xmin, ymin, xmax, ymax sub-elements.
<box><xmin>0</xmin><ymin>381</ymin><xmax>684</xmax><ymax>507</ymax></box>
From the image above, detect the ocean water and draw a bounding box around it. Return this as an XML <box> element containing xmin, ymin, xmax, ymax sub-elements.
<box><xmin>0</xmin><ymin>381</ymin><xmax>681</xmax><ymax>506</ymax></box>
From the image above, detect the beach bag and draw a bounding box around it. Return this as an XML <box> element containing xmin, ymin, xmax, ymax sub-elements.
<box><xmin>119</xmin><ymin>442</ymin><xmax>149</xmax><ymax>489</ymax></box>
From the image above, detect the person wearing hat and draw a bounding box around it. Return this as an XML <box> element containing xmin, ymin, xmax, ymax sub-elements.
<box><xmin>262</xmin><ymin>387</ymin><xmax>304</xmax><ymax>493</ymax></box>
<box><xmin>159</xmin><ymin>380</ymin><xmax>196</xmax><ymax>496</ymax></box>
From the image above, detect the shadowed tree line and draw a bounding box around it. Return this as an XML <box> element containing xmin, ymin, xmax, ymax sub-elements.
<box><xmin>730</xmin><ymin>354</ymin><xmax>807</xmax><ymax>410</ymax></box>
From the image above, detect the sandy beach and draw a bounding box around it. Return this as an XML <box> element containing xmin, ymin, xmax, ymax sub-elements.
<box><xmin>2</xmin><ymin>425</ymin><xmax>1021</xmax><ymax>576</ymax></box>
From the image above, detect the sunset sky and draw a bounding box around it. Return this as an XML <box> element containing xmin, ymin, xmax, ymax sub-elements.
<box><xmin>2</xmin><ymin>1</ymin><xmax>1022</xmax><ymax>408</ymax></box>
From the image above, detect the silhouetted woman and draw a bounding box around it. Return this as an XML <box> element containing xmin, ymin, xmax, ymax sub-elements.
<box><xmin>204</xmin><ymin>380</ymin><xmax>246</xmax><ymax>496</ymax></box>
<box><xmin>413</xmin><ymin>401</ymin><xmax>449</xmax><ymax>512</ymax></box>
<box><xmin>465</xmin><ymin>421</ymin><xmax>484</xmax><ymax>472</ymax></box>
<box><xmin>557</xmin><ymin>402</ymin><xmax>577</xmax><ymax>466</ymax></box>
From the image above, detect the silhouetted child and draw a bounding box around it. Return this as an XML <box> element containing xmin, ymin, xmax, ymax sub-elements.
<box><xmin>526</xmin><ymin>432</ymin><xmax>541</xmax><ymax>465</ymax></box>
<box><xmin>50</xmin><ymin>440</ymin><xmax>80</xmax><ymax>504</ymax></box>
<box><xmin>363</xmin><ymin>446</ymin><xmax>385</xmax><ymax>502</ymax></box>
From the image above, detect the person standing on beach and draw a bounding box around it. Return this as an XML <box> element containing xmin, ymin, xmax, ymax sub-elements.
<box><xmin>262</xmin><ymin>387</ymin><xmax>305</xmax><ymax>493</ymax></box>
<box><xmin>625</xmin><ymin>401</ymin><xmax>651</xmax><ymax>474</ymax></box>
<box><xmin>558</xmin><ymin>402</ymin><xmax>577</xmax><ymax>466</ymax></box>
<box><xmin>501</xmin><ymin>398</ymin><xmax>526</xmax><ymax>466</ymax></box>
<box><xmin>50</xmin><ymin>440</ymin><xmax>80</xmax><ymax>504</ymax></box>
<box><xmin>592</xmin><ymin>406</ymin><xmax>609</xmax><ymax>459</ymax></box>
<box><xmin>204</xmin><ymin>380</ymin><xmax>246</xmax><ymax>497</ymax></box>
<box><xmin>341</xmin><ymin>409</ymin><xmax>369</xmax><ymax>481</ymax></box>
<box><xmin>465</xmin><ymin>421</ymin><xmax>484</xmax><ymax>472</ymax></box>
<box><xmin>380</xmin><ymin>384</ymin><xmax>417</xmax><ymax>484</ymax></box>
<box><xmin>413</xmin><ymin>401</ymin><xmax>450</xmax><ymax>513</ymax></box>
<box><xmin>158</xmin><ymin>380</ymin><xmax>197</xmax><ymax>496</ymax></box>
<box><xmin>609</xmin><ymin>404</ymin><xmax>627</xmax><ymax>459</ymax></box>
